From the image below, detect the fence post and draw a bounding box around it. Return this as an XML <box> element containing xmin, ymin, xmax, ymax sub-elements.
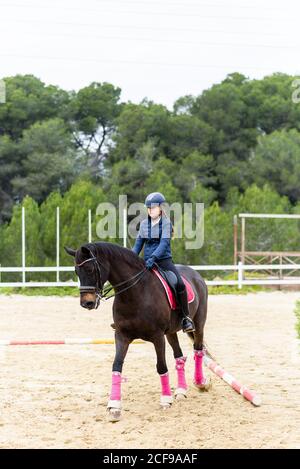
<box><xmin>241</xmin><ymin>216</ymin><xmax>246</xmax><ymax>265</ymax></box>
<box><xmin>233</xmin><ymin>215</ymin><xmax>238</xmax><ymax>265</ymax></box>
<box><xmin>56</xmin><ymin>207</ymin><xmax>60</xmax><ymax>282</ymax></box>
<box><xmin>238</xmin><ymin>261</ymin><xmax>243</xmax><ymax>290</ymax></box>
<box><xmin>123</xmin><ymin>207</ymin><xmax>127</xmax><ymax>248</ymax></box>
<box><xmin>88</xmin><ymin>209</ymin><xmax>92</xmax><ymax>243</ymax></box>
<box><xmin>22</xmin><ymin>206</ymin><xmax>26</xmax><ymax>285</ymax></box>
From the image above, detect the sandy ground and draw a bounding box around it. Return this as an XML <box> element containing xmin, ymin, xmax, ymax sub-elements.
<box><xmin>0</xmin><ymin>291</ymin><xmax>299</xmax><ymax>449</ymax></box>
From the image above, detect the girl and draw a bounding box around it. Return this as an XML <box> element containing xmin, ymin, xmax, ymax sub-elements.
<box><xmin>132</xmin><ymin>191</ymin><xmax>195</xmax><ymax>333</ymax></box>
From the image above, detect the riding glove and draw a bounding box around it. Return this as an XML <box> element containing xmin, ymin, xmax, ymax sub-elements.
<box><xmin>145</xmin><ymin>257</ymin><xmax>156</xmax><ymax>270</ymax></box>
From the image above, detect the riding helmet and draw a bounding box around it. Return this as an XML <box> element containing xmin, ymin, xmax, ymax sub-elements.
<box><xmin>145</xmin><ymin>192</ymin><xmax>166</xmax><ymax>207</ymax></box>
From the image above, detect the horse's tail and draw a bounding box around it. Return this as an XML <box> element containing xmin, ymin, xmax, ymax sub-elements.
<box><xmin>187</xmin><ymin>332</ymin><xmax>216</xmax><ymax>361</ymax></box>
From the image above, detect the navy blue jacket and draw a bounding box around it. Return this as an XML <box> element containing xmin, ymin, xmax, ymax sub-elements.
<box><xmin>132</xmin><ymin>215</ymin><xmax>172</xmax><ymax>261</ymax></box>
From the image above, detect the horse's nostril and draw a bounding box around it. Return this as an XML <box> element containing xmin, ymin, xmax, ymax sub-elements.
<box><xmin>83</xmin><ymin>301</ymin><xmax>95</xmax><ymax>309</ymax></box>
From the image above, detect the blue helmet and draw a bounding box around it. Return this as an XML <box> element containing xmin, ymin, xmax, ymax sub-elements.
<box><xmin>145</xmin><ymin>192</ymin><xmax>166</xmax><ymax>207</ymax></box>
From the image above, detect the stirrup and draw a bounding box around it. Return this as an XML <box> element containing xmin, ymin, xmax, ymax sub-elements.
<box><xmin>182</xmin><ymin>317</ymin><xmax>195</xmax><ymax>333</ymax></box>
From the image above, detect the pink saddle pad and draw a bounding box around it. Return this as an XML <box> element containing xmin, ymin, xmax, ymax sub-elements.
<box><xmin>153</xmin><ymin>268</ymin><xmax>195</xmax><ymax>310</ymax></box>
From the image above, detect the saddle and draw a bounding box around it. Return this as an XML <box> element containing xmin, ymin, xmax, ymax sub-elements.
<box><xmin>153</xmin><ymin>265</ymin><xmax>195</xmax><ymax>310</ymax></box>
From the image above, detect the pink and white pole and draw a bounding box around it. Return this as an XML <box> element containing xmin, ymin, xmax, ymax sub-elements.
<box><xmin>204</xmin><ymin>355</ymin><xmax>262</xmax><ymax>407</ymax></box>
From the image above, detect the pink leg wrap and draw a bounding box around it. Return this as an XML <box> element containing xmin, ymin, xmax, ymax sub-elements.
<box><xmin>194</xmin><ymin>349</ymin><xmax>206</xmax><ymax>385</ymax></box>
<box><xmin>110</xmin><ymin>372</ymin><xmax>122</xmax><ymax>401</ymax></box>
<box><xmin>175</xmin><ymin>357</ymin><xmax>187</xmax><ymax>390</ymax></box>
<box><xmin>160</xmin><ymin>372</ymin><xmax>172</xmax><ymax>396</ymax></box>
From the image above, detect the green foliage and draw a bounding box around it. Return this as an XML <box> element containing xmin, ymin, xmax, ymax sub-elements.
<box><xmin>0</xmin><ymin>179</ymin><xmax>106</xmax><ymax>282</ymax></box>
<box><xmin>232</xmin><ymin>184</ymin><xmax>299</xmax><ymax>252</ymax></box>
<box><xmin>110</xmin><ymin>101</ymin><xmax>171</xmax><ymax>164</ymax></box>
<box><xmin>250</xmin><ymin>129</ymin><xmax>300</xmax><ymax>203</ymax></box>
<box><xmin>0</xmin><ymin>74</ymin><xmax>69</xmax><ymax>140</ymax></box>
<box><xmin>12</xmin><ymin>118</ymin><xmax>78</xmax><ymax>203</ymax></box>
<box><xmin>208</xmin><ymin>285</ymin><xmax>266</xmax><ymax>295</ymax></box>
<box><xmin>0</xmin><ymin>287</ymin><xmax>78</xmax><ymax>296</ymax></box>
<box><xmin>1</xmin><ymin>72</ymin><xmax>300</xmax><ymax>289</ymax></box>
<box><xmin>69</xmin><ymin>82</ymin><xmax>122</xmax><ymax>172</ymax></box>
<box><xmin>60</xmin><ymin>179</ymin><xmax>106</xmax><ymax>266</ymax></box>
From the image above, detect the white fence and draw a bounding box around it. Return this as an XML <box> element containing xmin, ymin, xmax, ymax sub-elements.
<box><xmin>1</xmin><ymin>263</ymin><xmax>300</xmax><ymax>289</ymax></box>
<box><xmin>1</xmin><ymin>206</ymin><xmax>300</xmax><ymax>289</ymax></box>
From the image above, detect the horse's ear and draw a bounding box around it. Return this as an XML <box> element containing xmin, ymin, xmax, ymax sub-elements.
<box><xmin>64</xmin><ymin>246</ymin><xmax>76</xmax><ymax>257</ymax></box>
<box><xmin>81</xmin><ymin>246</ymin><xmax>91</xmax><ymax>257</ymax></box>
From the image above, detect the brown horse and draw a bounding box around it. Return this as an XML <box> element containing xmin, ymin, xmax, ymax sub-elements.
<box><xmin>65</xmin><ymin>242</ymin><xmax>210</xmax><ymax>421</ymax></box>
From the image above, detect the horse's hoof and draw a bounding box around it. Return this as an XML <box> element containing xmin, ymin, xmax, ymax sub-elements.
<box><xmin>160</xmin><ymin>395</ymin><xmax>173</xmax><ymax>408</ymax></box>
<box><xmin>161</xmin><ymin>404</ymin><xmax>171</xmax><ymax>411</ymax></box>
<box><xmin>107</xmin><ymin>399</ymin><xmax>122</xmax><ymax>422</ymax></box>
<box><xmin>107</xmin><ymin>408</ymin><xmax>122</xmax><ymax>422</ymax></box>
<box><xmin>175</xmin><ymin>388</ymin><xmax>187</xmax><ymax>400</ymax></box>
<box><xmin>194</xmin><ymin>376</ymin><xmax>211</xmax><ymax>392</ymax></box>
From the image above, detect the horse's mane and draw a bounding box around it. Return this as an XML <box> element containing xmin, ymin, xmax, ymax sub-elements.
<box><xmin>84</xmin><ymin>242</ymin><xmax>145</xmax><ymax>268</ymax></box>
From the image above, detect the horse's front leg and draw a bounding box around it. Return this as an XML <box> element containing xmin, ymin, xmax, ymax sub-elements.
<box><xmin>166</xmin><ymin>332</ymin><xmax>188</xmax><ymax>400</ymax></box>
<box><xmin>107</xmin><ymin>331</ymin><xmax>130</xmax><ymax>422</ymax></box>
<box><xmin>153</xmin><ymin>334</ymin><xmax>173</xmax><ymax>409</ymax></box>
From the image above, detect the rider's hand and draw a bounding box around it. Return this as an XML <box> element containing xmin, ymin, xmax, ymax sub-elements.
<box><xmin>145</xmin><ymin>257</ymin><xmax>155</xmax><ymax>270</ymax></box>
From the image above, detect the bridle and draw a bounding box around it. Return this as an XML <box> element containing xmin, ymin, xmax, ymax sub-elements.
<box><xmin>76</xmin><ymin>250</ymin><xmax>103</xmax><ymax>309</ymax></box>
<box><xmin>75</xmin><ymin>247</ymin><xmax>148</xmax><ymax>309</ymax></box>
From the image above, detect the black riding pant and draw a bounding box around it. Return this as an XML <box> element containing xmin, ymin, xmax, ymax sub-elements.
<box><xmin>155</xmin><ymin>257</ymin><xmax>190</xmax><ymax>317</ymax></box>
<box><xmin>155</xmin><ymin>257</ymin><xmax>185</xmax><ymax>293</ymax></box>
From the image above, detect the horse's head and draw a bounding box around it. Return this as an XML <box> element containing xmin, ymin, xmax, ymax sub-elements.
<box><xmin>65</xmin><ymin>245</ymin><xmax>108</xmax><ymax>310</ymax></box>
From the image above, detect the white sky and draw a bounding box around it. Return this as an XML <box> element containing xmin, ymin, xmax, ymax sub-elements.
<box><xmin>0</xmin><ymin>0</ymin><xmax>299</xmax><ymax>108</ymax></box>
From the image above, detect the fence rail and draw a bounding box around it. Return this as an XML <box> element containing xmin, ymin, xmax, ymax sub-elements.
<box><xmin>1</xmin><ymin>263</ymin><xmax>300</xmax><ymax>289</ymax></box>
<box><xmin>2</xmin><ymin>206</ymin><xmax>300</xmax><ymax>289</ymax></box>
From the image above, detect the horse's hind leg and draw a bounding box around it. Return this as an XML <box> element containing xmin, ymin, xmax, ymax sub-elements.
<box><xmin>192</xmin><ymin>310</ymin><xmax>211</xmax><ymax>391</ymax></box>
<box><xmin>166</xmin><ymin>333</ymin><xmax>188</xmax><ymax>399</ymax></box>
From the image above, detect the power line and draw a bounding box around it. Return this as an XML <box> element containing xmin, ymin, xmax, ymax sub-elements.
<box><xmin>0</xmin><ymin>28</ymin><xmax>297</xmax><ymax>50</ymax></box>
<box><xmin>0</xmin><ymin>0</ymin><xmax>289</xmax><ymax>12</ymax></box>
<box><xmin>0</xmin><ymin>23</ymin><xmax>284</xmax><ymax>38</ymax></box>
<box><xmin>0</xmin><ymin>53</ymin><xmax>286</xmax><ymax>72</ymax></box>
<box><xmin>0</xmin><ymin>17</ymin><xmax>291</xmax><ymax>35</ymax></box>
<box><xmin>88</xmin><ymin>0</ymin><xmax>292</xmax><ymax>10</ymax></box>
<box><xmin>0</xmin><ymin>3</ymin><xmax>295</xmax><ymax>21</ymax></box>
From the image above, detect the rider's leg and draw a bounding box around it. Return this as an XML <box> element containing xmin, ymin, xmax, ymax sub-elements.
<box><xmin>156</xmin><ymin>258</ymin><xmax>195</xmax><ymax>333</ymax></box>
<box><xmin>176</xmin><ymin>284</ymin><xmax>195</xmax><ymax>333</ymax></box>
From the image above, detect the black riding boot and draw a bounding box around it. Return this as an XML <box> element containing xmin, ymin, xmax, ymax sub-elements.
<box><xmin>177</xmin><ymin>288</ymin><xmax>195</xmax><ymax>333</ymax></box>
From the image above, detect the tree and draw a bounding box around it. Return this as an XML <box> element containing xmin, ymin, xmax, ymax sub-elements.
<box><xmin>167</xmin><ymin>114</ymin><xmax>216</xmax><ymax>161</ymax></box>
<box><xmin>109</xmin><ymin>101</ymin><xmax>171</xmax><ymax>164</ymax></box>
<box><xmin>227</xmin><ymin>184</ymin><xmax>298</xmax><ymax>252</ymax></box>
<box><xmin>40</xmin><ymin>191</ymin><xmax>63</xmax><ymax>263</ymax></box>
<box><xmin>0</xmin><ymin>196</ymin><xmax>44</xmax><ymax>281</ymax></box>
<box><xmin>12</xmin><ymin>118</ymin><xmax>79</xmax><ymax>203</ymax></box>
<box><xmin>173</xmin><ymin>151</ymin><xmax>216</xmax><ymax>201</ymax></box>
<box><xmin>69</xmin><ymin>82</ymin><xmax>122</xmax><ymax>173</ymax></box>
<box><xmin>250</xmin><ymin>129</ymin><xmax>300</xmax><ymax>203</ymax></box>
<box><xmin>0</xmin><ymin>135</ymin><xmax>19</xmax><ymax>222</ymax></box>
<box><xmin>60</xmin><ymin>179</ymin><xmax>106</xmax><ymax>266</ymax></box>
<box><xmin>0</xmin><ymin>74</ymin><xmax>69</xmax><ymax>140</ymax></box>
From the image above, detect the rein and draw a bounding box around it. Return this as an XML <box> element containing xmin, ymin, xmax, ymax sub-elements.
<box><xmin>75</xmin><ymin>248</ymin><xmax>147</xmax><ymax>308</ymax></box>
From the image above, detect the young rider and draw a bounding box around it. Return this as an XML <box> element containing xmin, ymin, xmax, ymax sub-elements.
<box><xmin>132</xmin><ymin>192</ymin><xmax>195</xmax><ymax>333</ymax></box>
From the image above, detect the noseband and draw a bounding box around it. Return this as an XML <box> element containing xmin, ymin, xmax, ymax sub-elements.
<box><xmin>76</xmin><ymin>252</ymin><xmax>103</xmax><ymax>309</ymax></box>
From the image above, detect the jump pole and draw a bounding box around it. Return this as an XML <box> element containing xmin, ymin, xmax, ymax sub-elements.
<box><xmin>204</xmin><ymin>355</ymin><xmax>262</xmax><ymax>407</ymax></box>
<box><xmin>0</xmin><ymin>338</ymin><xmax>145</xmax><ymax>346</ymax></box>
